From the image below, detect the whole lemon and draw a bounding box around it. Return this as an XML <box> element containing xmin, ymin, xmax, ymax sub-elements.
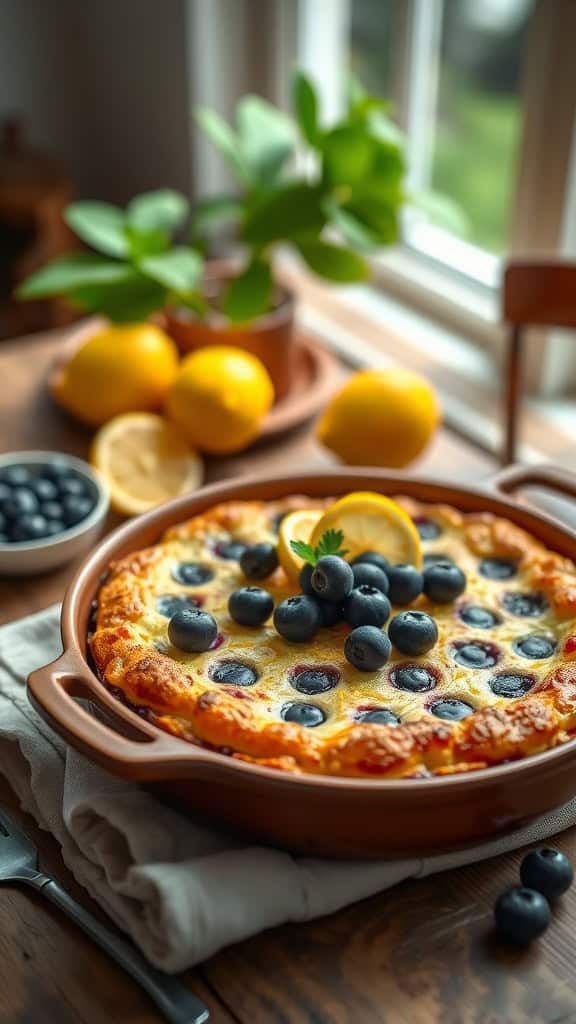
<box><xmin>316</xmin><ymin>368</ymin><xmax>440</xmax><ymax>468</ymax></box>
<box><xmin>51</xmin><ymin>323</ymin><xmax>179</xmax><ymax>427</ymax></box>
<box><xmin>165</xmin><ymin>346</ymin><xmax>274</xmax><ymax>454</ymax></box>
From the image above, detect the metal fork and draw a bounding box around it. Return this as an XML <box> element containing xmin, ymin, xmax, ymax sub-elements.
<box><xmin>0</xmin><ymin>806</ymin><xmax>209</xmax><ymax>1023</ymax></box>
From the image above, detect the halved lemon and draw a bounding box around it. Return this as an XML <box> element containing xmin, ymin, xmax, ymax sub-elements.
<box><xmin>91</xmin><ymin>412</ymin><xmax>204</xmax><ymax>517</ymax></box>
<box><xmin>277</xmin><ymin>508</ymin><xmax>323</xmax><ymax>579</ymax></box>
<box><xmin>310</xmin><ymin>492</ymin><xmax>422</xmax><ymax>568</ymax></box>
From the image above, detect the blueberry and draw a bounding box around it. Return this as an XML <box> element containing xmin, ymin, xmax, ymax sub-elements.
<box><xmin>62</xmin><ymin>495</ymin><xmax>94</xmax><ymax>527</ymax></box>
<box><xmin>311</xmin><ymin>555</ymin><xmax>354</xmax><ymax>602</ymax></box>
<box><xmin>3</xmin><ymin>488</ymin><xmax>39</xmax><ymax>519</ymax></box>
<box><xmin>1</xmin><ymin>465</ymin><xmax>31</xmax><ymax>486</ymax></box>
<box><xmin>489</xmin><ymin>673</ymin><xmax>535</xmax><ymax>698</ymax></box>
<box><xmin>156</xmin><ymin>594</ymin><xmax>199</xmax><ymax>618</ymax></box>
<box><xmin>168</xmin><ymin>607</ymin><xmax>217</xmax><ymax>652</ymax></box>
<box><xmin>423</xmin><ymin>562</ymin><xmax>466</xmax><ymax>603</ymax></box>
<box><xmin>502</xmin><ymin>592</ymin><xmax>548</xmax><ymax>618</ymax></box>
<box><xmin>0</xmin><ymin>533</ymin><xmax>8</xmax><ymax>544</ymax></box>
<box><xmin>42</xmin><ymin>500</ymin><xmax>64</xmax><ymax>521</ymax></box>
<box><xmin>388</xmin><ymin>610</ymin><xmax>438</xmax><ymax>656</ymax></box>
<box><xmin>44</xmin><ymin>519</ymin><xmax>64</xmax><ymax>536</ymax></box>
<box><xmin>171</xmin><ymin>562</ymin><xmax>214</xmax><ymax>586</ymax></box>
<box><xmin>57</xmin><ymin>475</ymin><xmax>87</xmax><ymax>498</ymax></box>
<box><xmin>513</xmin><ymin>634</ymin><xmax>556</xmax><ymax>659</ymax></box>
<box><xmin>351</xmin><ymin>551</ymin><xmax>391</xmax><ymax>574</ymax></box>
<box><xmin>351</xmin><ymin>562</ymin><xmax>389</xmax><ymax>594</ymax></box>
<box><xmin>520</xmin><ymin>848</ymin><xmax>574</xmax><ymax>900</ymax></box>
<box><xmin>355</xmin><ymin>707</ymin><xmax>400</xmax><ymax>725</ymax></box>
<box><xmin>240</xmin><ymin>542</ymin><xmax>279</xmax><ymax>580</ymax></box>
<box><xmin>290</xmin><ymin>667</ymin><xmax>340</xmax><ymax>695</ymax></box>
<box><xmin>494</xmin><ymin>887</ymin><xmax>550</xmax><ymax>945</ymax></box>
<box><xmin>314</xmin><ymin>598</ymin><xmax>342</xmax><ymax>628</ymax></box>
<box><xmin>281</xmin><ymin>702</ymin><xmax>326</xmax><ymax>727</ymax></box>
<box><xmin>228</xmin><ymin>586</ymin><xmax>274</xmax><ymax>627</ymax></box>
<box><xmin>214</xmin><ymin>540</ymin><xmax>247</xmax><ymax>560</ymax></box>
<box><xmin>414</xmin><ymin>517</ymin><xmax>442</xmax><ymax>540</ymax></box>
<box><xmin>344</xmin><ymin>625</ymin><xmax>391</xmax><ymax>672</ymax></box>
<box><xmin>429</xmin><ymin>699</ymin><xmax>474</xmax><ymax>721</ymax></box>
<box><xmin>452</xmin><ymin>641</ymin><xmax>499</xmax><ymax>669</ymax></box>
<box><xmin>43</xmin><ymin>460</ymin><xmax>75</xmax><ymax>483</ymax></box>
<box><xmin>0</xmin><ymin>512</ymin><xmax>6</xmax><ymax>532</ymax></box>
<box><xmin>480</xmin><ymin>558</ymin><xmax>518</xmax><ymax>580</ymax></box>
<box><xmin>424</xmin><ymin>552</ymin><xmax>453</xmax><ymax>567</ymax></box>
<box><xmin>274</xmin><ymin>595</ymin><xmax>321</xmax><ymax>642</ymax></box>
<box><xmin>386</xmin><ymin>564</ymin><xmax>423</xmax><ymax>605</ymax></box>
<box><xmin>391</xmin><ymin>664</ymin><xmax>437</xmax><ymax>692</ymax></box>
<box><xmin>11</xmin><ymin>514</ymin><xmax>49</xmax><ymax>542</ymax></box>
<box><xmin>29</xmin><ymin>477</ymin><xmax>59</xmax><ymax>501</ymax></box>
<box><xmin>0</xmin><ymin>482</ymin><xmax>12</xmax><ymax>504</ymax></box>
<box><xmin>299</xmin><ymin>562</ymin><xmax>315</xmax><ymax>596</ymax></box>
<box><xmin>344</xmin><ymin>586</ymin><xmax>391</xmax><ymax>628</ymax></box>
<box><xmin>211</xmin><ymin>661</ymin><xmax>258</xmax><ymax>686</ymax></box>
<box><xmin>459</xmin><ymin>604</ymin><xmax>500</xmax><ymax>629</ymax></box>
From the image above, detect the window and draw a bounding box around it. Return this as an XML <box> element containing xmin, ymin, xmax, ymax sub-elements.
<box><xmin>298</xmin><ymin>0</ymin><xmax>576</xmax><ymax>306</ymax></box>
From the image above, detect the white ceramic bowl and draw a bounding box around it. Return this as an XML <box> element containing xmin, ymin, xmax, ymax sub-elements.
<box><xmin>0</xmin><ymin>451</ymin><xmax>109</xmax><ymax>576</ymax></box>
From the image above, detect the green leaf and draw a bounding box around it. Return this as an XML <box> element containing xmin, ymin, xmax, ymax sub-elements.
<box><xmin>127</xmin><ymin>190</ymin><xmax>189</xmax><ymax>235</ymax></box>
<box><xmin>195</xmin><ymin>108</ymin><xmax>251</xmax><ymax>184</ymax></box>
<box><xmin>292</xmin><ymin>68</ymin><xmax>320</xmax><ymax>146</ymax></box>
<box><xmin>297</xmin><ymin>240</ymin><xmax>370</xmax><ymax>283</ymax></box>
<box><xmin>290</xmin><ymin>529</ymin><xmax>348</xmax><ymax>567</ymax></box>
<box><xmin>140</xmin><ymin>248</ymin><xmax>203</xmax><ymax>294</ymax></box>
<box><xmin>125</xmin><ymin>226</ymin><xmax>169</xmax><ymax>261</ymax></box>
<box><xmin>346</xmin><ymin>72</ymin><xmax>368</xmax><ymax>114</ymax></box>
<box><xmin>369</xmin><ymin>111</ymin><xmax>406</xmax><ymax>149</ymax></box>
<box><xmin>15</xmin><ymin>251</ymin><xmax>133</xmax><ymax>299</ymax></box>
<box><xmin>221</xmin><ymin>258</ymin><xmax>272</xmax><ymax>324</ymax></box>
<box><xmin>64</xmin><ymin>202</ymin><xmax>128</xmax><ymax>258</ymax></box>
<box><xmin>346</xmin><ymin>190</ymin><xmax>400</xmax><ymax>245</ymax></box>
<box><xmin>237</xmin><ymin>95</ymin><xmax>294</xmax><ymax>183</ymax></box>
<box><xmin>316</xmin><ymin>529</ymin><xmax>348</xmax><ymax>559</ymax></box>
<box><xmin>69</xmin><ymin>270</ymin><xmax>167</xmax><ymax>323</ymax></box>
<box><xmin>321</xmin><ymin>125</ymin><xmax>375</xmax><ymax>186</ymax></box>
<box><xmin>324</xmin><ymin>199</ymin><xmax>379</xmax><ymax>252</ymax></box>
<box><xmin>242</xmin><ymin>183</ymin><xmax>325</xmax><ymax>246</ymax></box>
<box><xmin>290</xmin><ymin>539</ymin><xmax>318</xmax><ymax>566</ymax></box>
<box><xmin>191</xmin><ymin>194</ymin><xmax>243</xmax><ymax>235</ymax></box>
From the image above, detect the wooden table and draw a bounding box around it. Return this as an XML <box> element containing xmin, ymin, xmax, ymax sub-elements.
<box><xmin>1</xmin><ymin>327</ymin><xmax>575</xmax><ymax>1024</ymax></box>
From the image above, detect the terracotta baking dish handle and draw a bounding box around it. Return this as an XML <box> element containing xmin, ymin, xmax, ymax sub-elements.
<box><xmin>489</xmin><ymin>463</ymin><xmax>576</xmax><ymax>505</ymax></box>
<box><xmin>27</xmin><ymin>652</ymin><xmax>211</xmax><ymax>781</ymax></box>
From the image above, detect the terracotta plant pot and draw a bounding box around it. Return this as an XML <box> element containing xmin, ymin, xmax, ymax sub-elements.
<box><xmin>162</xmin><ymin>261</ymin><xmax>295</xmax><ymax>401</ymax></box>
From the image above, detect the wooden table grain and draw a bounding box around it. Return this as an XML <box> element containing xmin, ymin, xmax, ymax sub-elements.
<box><xmin>1</xmin><ymin>326</ymin><xmax>575</xmax><ymax>1024</ymax></box>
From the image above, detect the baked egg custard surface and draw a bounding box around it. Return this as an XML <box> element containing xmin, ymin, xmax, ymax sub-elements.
<box><xmin>91</xmin><ymin>496</ymin><xmax>576</xmax><ymax>778</ymax></box>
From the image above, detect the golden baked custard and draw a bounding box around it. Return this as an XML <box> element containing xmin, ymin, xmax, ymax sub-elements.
<box><xmin>91</xmin><ymin>495</ymin><xmax>576</xmax><ymax>778</ymax></box>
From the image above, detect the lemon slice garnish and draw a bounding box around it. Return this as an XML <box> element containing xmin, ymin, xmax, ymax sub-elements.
<box><xmin>310</xmin><ymin>492</ymin><xmax>422</xmax><ymax>568</ymax></box>
<box><xmin>91</xmin><ymin>412</ymin><xmax>203</xmax><ymax>517</ymax></box>
<box><xmin>277</xmin><ymin>508</ymin><xmax>323</xmax><ymax>579</ymax></box>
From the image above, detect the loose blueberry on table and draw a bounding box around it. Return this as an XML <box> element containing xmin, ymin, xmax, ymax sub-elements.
<box><xmin>520</xmin><ymin>848</ymin><xmax>574</xmax><ymax>900</ymax></box>
<box><xmin>386</xmin><ymin>564</ymin><xmax>423</xmax><ymax>606</ymax></box>
<box><xmin>343</xmin><ymin>585</ymin><xmax>391</xmax><ymax>628</ymax></box>
<box><xmin>388</xmin><ymin>610</ymin><xmax>438</xmax><ymax>656</ymax></box>
<box><xmin>168</xmin><ymin>607</ymin><xmax>218</xmax><ymax>653</ymax></box>
<box><xmin>228</xmin><ymin>586</ymin><xmax>274</xmax><ymax>627</ymax></box>
<box><xmin>494</xmin><ymin>887</ymin><xmax>551</xmax><ymax>945</ymax></box>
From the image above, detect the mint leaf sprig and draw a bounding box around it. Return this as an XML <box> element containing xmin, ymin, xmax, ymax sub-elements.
<box><xmin>290</xmin><ymin>528</ymin><xmax>348</xmax><ymax>567</ymax></box>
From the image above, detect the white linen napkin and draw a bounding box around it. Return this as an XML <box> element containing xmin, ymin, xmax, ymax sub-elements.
<box><xmin>1</xmin><ymin>604</ymin><xmax>575</xmax><ymax>972</ymax></box>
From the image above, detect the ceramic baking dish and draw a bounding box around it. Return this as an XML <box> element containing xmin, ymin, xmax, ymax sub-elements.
<box><xmin>28</xmin><ymin>465</ymin><xmax>576</xmax><ymax>859</ymax></box>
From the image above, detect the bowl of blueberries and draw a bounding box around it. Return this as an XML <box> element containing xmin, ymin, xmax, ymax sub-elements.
<box><xmin>0</xmin><ymin>451</ymin><xmax>109</xmax><ymax>576</ymax></box>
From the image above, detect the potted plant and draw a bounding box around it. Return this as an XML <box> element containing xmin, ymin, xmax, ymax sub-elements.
<box><xmin>17</xmin><ymin>70</ymin><xmax>408</xmax><ymax>399</ymax></box>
